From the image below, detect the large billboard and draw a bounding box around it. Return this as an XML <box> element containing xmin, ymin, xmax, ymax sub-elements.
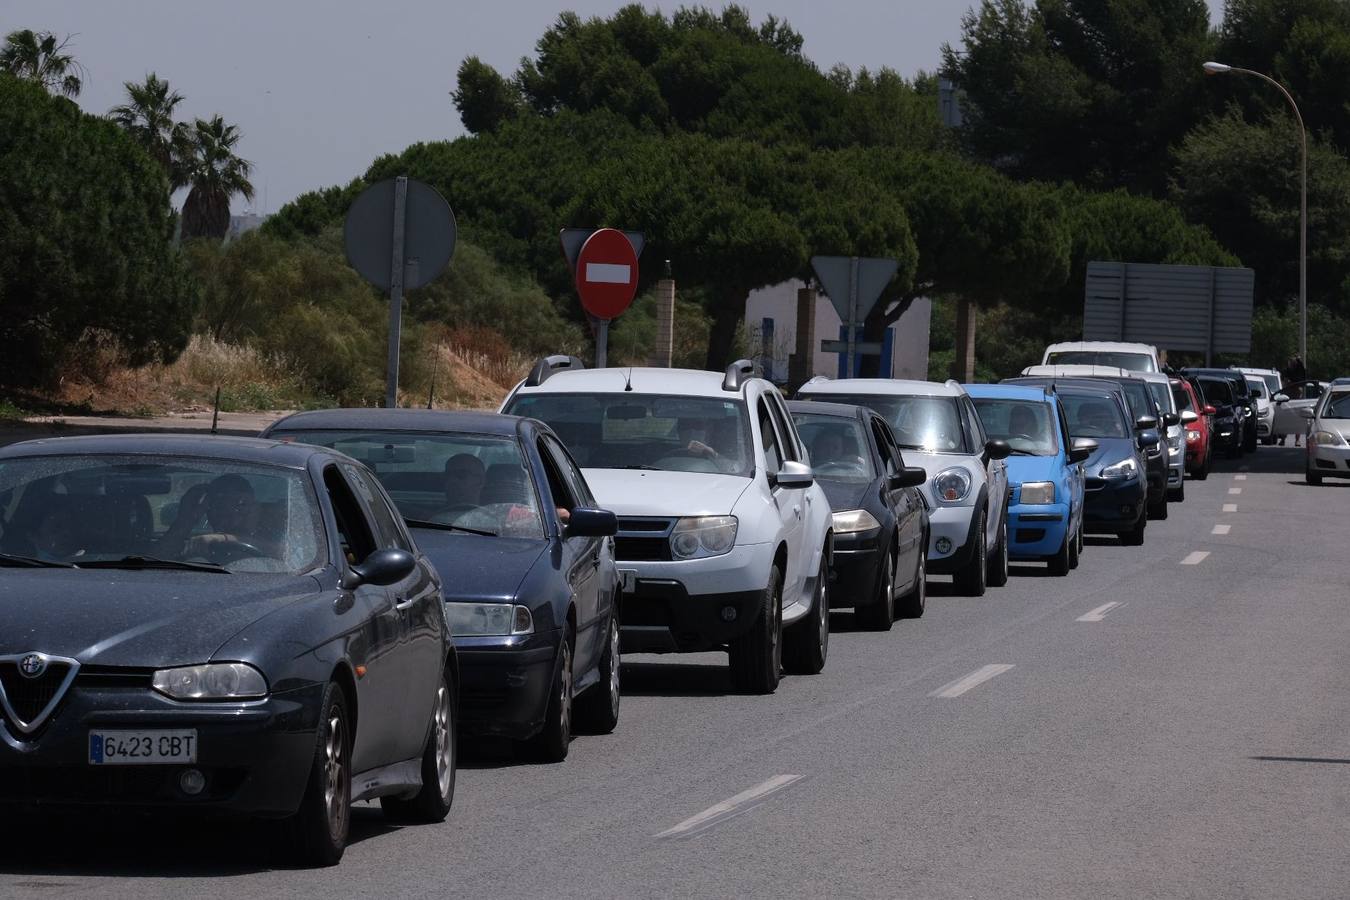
<box><xmin>1084</xmin><ymin>262</ymin><xmax>1255</xmax><ymax>358</ymax></box>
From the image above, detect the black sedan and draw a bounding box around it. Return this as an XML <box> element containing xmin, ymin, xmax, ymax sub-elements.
<box><xmin>786</xmin><ymin>401</ymin><xmax>928</xmax><ymax>631</ymax></box>
<box><xmin>262</xmin><ymin>409</ymin><xmax>620</xmax><ymax>763</ymax></box>
<box><xmin>0</xmin><ymin>435</ymin><xmax>456</xmax><ymax>866</ymax></box>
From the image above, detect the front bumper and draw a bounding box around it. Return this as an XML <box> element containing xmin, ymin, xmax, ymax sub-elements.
<box><xmin>1308</xmin><ymin>442</ymin><xmax>1350</xmax><ymax>477</ymax></box>
<box><xmin>1083</xmin><ymin>475</ymin><xmax>1146</xmax><ymax>532</ymax></box>
<box><xmin>828</xmin><ymin>527</ymin><xmax>884</xmax><ymax>609</ymax></box>
<box><xmin>926</xmin><ymin>503</ymin><xmax>980</xmax><ymax>575</ymax></box>
<box><xmin>621</xmin><ymin>581</ymin><xmax>765</xmax><ymax>653</ymax></box>
<box><xmin>1007</xmin><ymin>501</ymin><xmax>1070</xmax><ymax>558</ymax></box>
<box><xmin>0</xmin><ymin>683</ymin><xmax>321</xmax><ymax>816</ymax></box>
<box><xmin>455</xmin><ymin>633</ymin><xmax>558</xmax><ymax>739</ymax></box>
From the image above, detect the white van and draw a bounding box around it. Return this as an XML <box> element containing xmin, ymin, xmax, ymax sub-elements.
<box><xmin>1041</xmin><ymin>342</ymin><xmax>1161</xmax><ymax>373</ymax></box>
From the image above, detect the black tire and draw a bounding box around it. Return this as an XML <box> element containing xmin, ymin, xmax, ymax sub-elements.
<box><xmin>729</xmin><ymin>566</ymin><xmax>782</xmax><ymax>694</ymax></box>
<box><xmin>986</xmin><ymin>510</ymin><xmax>1009</xmax><ymax>588</ymax></box>
<box><xmin>1120</xmin><ymin>515</ymin><xmax>1147</xmax><ymax>546</ymax></box>
<box><xmin>1306</xmin><ymin>469</ymin><xmax>1323</xmax><ymax>485</ymax></box>
<box><xmin>896</xmin><ymin>549</ymin><xmax>926</xmax><ymax>618</ymax></box>
<box><xmin>1148</xmin><ymin>490</ymin><xmax>1168</xmax><ymax>520</ymax></box>
<box><xmin>1168</xmin><ymin>479</ymin><xmax>1185</xmax><ymax>503</ymax></box>
<box><xmin>288</xmin><ymin>682</ymin><xmax>351</xmax><ymax>867</ymax></box>
<box><xmin>1195</xmin><ymin>451</ymin><xmax>1211</xmax><ymax>480</ymax></box>
<box><xmin>855</xmin><ymin>548</ymin><xmax>895</xmax><ymax>631</ymax></box>
<box><xmin>381</xmin><ymin>668</ymin><xmax>456</xmax><ymax>823</ymax></box>
<box><xmin>1076</xmin><ymin>525</ymin><xmax>1084</xmax><ymax>558</ymax></box>
<box><xmin>525</xmin><ymin>629</ymin><xmax>573</xmax><ymax>762</ymax></box>
<box><xmin>575</xmin><ymin>613</ymin><xmax>621</xmax><ymax>734</ymax></box>
<box><xmin>1047</xmin><ymin>533</ymin><xmax>1071</xmax><ymax>576</ymax></box>
<box><xmin>784</xmin><ymin>558</ymin><xmax>829</xmax><ymax>675</ymax></box>
<box><xmin>953</xmin><ymin>509</ymin><xmax>988</xmax><ymax>597</ymax></box>
<box><xmin>1068</xmin><ymin>527</ymin><xmax>1081</xmax><ymax>569</ymax></box>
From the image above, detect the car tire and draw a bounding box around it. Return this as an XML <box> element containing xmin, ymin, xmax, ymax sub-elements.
<box><xmin>288</xmin><ymin>681</ymin><xmax>351</xmax><ymax>867</ymax></box>
<box><xmin>986</xmin><ymin>509</ymin><xmax>1009</xmax><ymax>588</ymax></box>
<box><xmin>1076</xmin><ymin>525</ymin><xmax>1085</xmax><ymax>558</ymax></box>
<box><xmin>1307</xmin><ymin>469</ymin><xmax>1323</xmax><ymax>485</ymax></box>
<box><xmin>575</xmin><ymin>613</ymin><xmax>621</xmax><ymax>735</ymax></box>
<box><xmin>1048</xmin><ymin>533</ymin><xmax>1071</xmax><ymax>576</ymax></box>
<box><xmin>381</xmin><ymin>668</ymin><xmax>456</xmax><ymax>823</ymax></box>
<box><xmin>855</xmin><ymin>548</ymin><xmax>895</xmax><ymax>631</ymax></box>
<box><xmin>729</xmin><ymin>565</ymin><xmax>782</xmax><ymax>694</ymax></box>
<box><xmin>1168</xmin><ymin>480</ymin><xmax>1185</xmax><ymax>503</ymax></box>
<box><xmin>1195</xmin><ymin>452</ymin><xmax>1211</xmax><ymax>480</ymax></box>
<box><xmin>784</xmin><ymin>558</ymin><xmax>829</xmax><ymax>675</ymax></box>
<box><xmin>1120</xmin><ymin>515</ymin><xmax>1147</xmax><ymax>546</ymax></box>
<box><xmin>953</xmin><ymin>509</ymin><xmax>988</xmax><ymax>597</ymax></box>
<box><xmin>1068</xmin><ymin>528</ymin><xmax>1080</xmax><ymax>569</ymax></box>
<box><xmin>896</xmin><ymin>549</ymin><xmax>926</xmax><ymax>618</ymax></box>
<box><xmin>1148</xmin><ymin>492</ymin><xmax>1168</xmax><ymax>520</ymax></box>
<box><xmin>525</xmin><ymin>629</ymin><xmax>573</xmax><ymax>763</ymax></box>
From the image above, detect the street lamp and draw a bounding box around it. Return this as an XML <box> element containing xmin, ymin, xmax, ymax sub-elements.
<box><xmin>1203</xmin><ymin>61</ymin><xmax>1308</xmax><ymax>371</ymax></box>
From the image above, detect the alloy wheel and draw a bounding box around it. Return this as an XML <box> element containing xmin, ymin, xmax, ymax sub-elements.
<box><xmin>607</xmin><ymin>620</ymin><xmax>621</xmax><ymax>720</ymax></box>
<box><xmin>323</xmin><ymin>705</ymin><xmax>348</xmax><ymax>841</ymax></box>
<box><xmin>433</xmin><ymin>684</ymin><xmax>453</xmax><ymax>799</ymax></box>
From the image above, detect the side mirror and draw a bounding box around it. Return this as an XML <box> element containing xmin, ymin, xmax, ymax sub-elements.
<box><xmin>985</xmin><ymin>439</ymin><xmax>1012</xmax><ymax>461</ymax></box>
<box><xmin>1138</xmin><ymin>431</ymin><xmax>1161</xmax><ymax>449</ymax></box>
<box><xmin>1163</xmin><ymin>412</ymin><xmax>1180</xmax><ymax>427</ymax></box>
<box><xmin>1297</xmin><ymin>406</ymin><xmax>1316</xmax><ymax>419</ymax></box>
<box><xmin>888</xmin><ymin>466</ymin><xmax>927</xmax><ymax>490</ymax></box>
<box><xmin>345</xmin><ymin>548</ymin><xmax>416</xmax><ymax>589</ymax></box>
<box><xmin>772</xmin><ymin>460</ymin><xmax>814</xmax><ymax>489</ymax></box>
<box><xmin>1273</xmin><ymin>393</ymin><xmax>1290</xmax><ymax>403</ymax></box>
<box><xmin>1068</xmin><ymin>437</ymin><xmax>1098</xmax><ymax>464</ymax></box>
<box><xmin>1203</xmin><ymin>404</ymin><xmax>1217</xmax><ymax>416</ymax></box>
<box><xmin>1135</xmin><ymin>415</ymin><xmax>1159</xmax><ymax>431</ymax></box>
<box><xmin>565</xmin><ymin>507</ymin><xmax>619</xmax><ymax>538</ymax></box>
<box><xmin>1180</xmin><ymin>410</ymin><xmax>1198</xmax><ymax>424</ymax></box>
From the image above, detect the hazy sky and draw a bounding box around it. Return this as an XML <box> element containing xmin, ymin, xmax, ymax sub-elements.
<box><xmin>4</xmin><ymin>1</ymin><xmax>1226</xmax><ymax>214</ymax></box>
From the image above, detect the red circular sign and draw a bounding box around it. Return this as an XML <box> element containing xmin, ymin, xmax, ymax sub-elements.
<box><xmin>575</xmin><ymin>228</ymin><xmax>640</xmax><ymax>320</ymax></box>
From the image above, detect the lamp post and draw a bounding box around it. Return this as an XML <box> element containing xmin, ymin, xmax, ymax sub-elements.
<box><xmin>1202</xmin><ymin>61</ymin><xmax>1307</xmax><ymax>370</ymax></box>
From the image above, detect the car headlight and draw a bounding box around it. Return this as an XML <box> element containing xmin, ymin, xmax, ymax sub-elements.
<box><xmin>1019</xmin><ymin>482</ymin><xmax>1055</xmax><ymax>505</ymax></box>
<box><xmin>445</xmin><ymin>602</ymin><xmax>533</xmax><ymax>636</ymax></box>
<box><xmin>832</xmin><ymin>509</ymin><xmax>881</xmax><ymax>534</ymax></box>
<box><xmin>1186</xmin><ymin>429</ymin><xmax>1202</xmax><ymax>444</ymax></box>
<box><xmin>670</xmin><ymin>516</ymin><xmax>738</xmax><ymax>559</ymax></box>
<box><xmin>1243</xmin><ymin>406</ymin><xmax>1253</xmax><ymax>417</ymax></box>
<box><xmin>1167</xmin><ymin>434</ymin><xmax>1183</xmax><ymax>451</ymax></box>
<box><xmin>152</xmin><ymin>663</ymin><xmax>268</xmax><ymax>701</ymax></box>
<box><xmin>1312</xmin><ymin>430</ymin><xmax>1348</xmax><ymax>447</ymax></box>
<box><xmin>1101</xmin><ymin>458</ymin><xmax>1138</xmax><ymax>479</ymax></box>
<box><xmin>933</xmin><ymin>468</ymin><xmax>971</xmax><ymax>503</ymax></box>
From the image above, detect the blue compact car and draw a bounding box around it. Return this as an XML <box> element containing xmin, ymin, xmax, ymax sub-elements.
<box><xmin>966</xmin><ymin>384</ymin><xmax>1093</xmax><ymax>575</ymax></box>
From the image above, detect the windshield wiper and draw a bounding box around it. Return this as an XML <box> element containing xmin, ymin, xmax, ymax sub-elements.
<box><xmin>1007</xmin><ymin>448</ymin><xmax>1040</xmax><ymax>456</ymax></box>
<box><xmin>0</xmin><ymin>552</ymin><xmax>75</xmax><ymax>568</ymax></box>
<box><xmin>618</xmin><ymin>464</ymin><xmax>663</xmax><ymax>471</ymax></box>
<box><xmin>77</xmin><ymin>556</ymin><xmax>230</xmax><ymax>574</ymax></box>
<box><xmin>404</xmin><ymin>518</ymin><xmax>499</xmax><ymax>537</ymax></box>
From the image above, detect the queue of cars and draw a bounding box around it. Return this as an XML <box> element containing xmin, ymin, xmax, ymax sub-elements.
<box><xmin>0</xmin><ymin>339</ymin><xmax>1316</xmax><ymax>867</ymax></box>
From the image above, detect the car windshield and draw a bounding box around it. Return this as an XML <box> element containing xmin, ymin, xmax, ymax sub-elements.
<box><xmin>1061</xmin><ymin>394</ymin><xmax>1129</xmax><ymax>439</ymax></box>
<box><xmin>798</xmin><ymin>393</ymin><xmax>969</xmax><ymax>453</ymax></box>
<box><xmin>1112</xmin><ymin>380</ymin><xmax>1156</xmax><ymax>423</ymax></box>
<box><xmin>1246</xmin><ymin>379</ymin><xmax>1266</xmax><ymax>399</ymax></box>
<box><xmin>792</xmin><ymin>414</ymin><xmax>876</xmax><ymax>483</ymax></box>
<box><xmin>504</xmin><ymin>394</ymin><xmax>753</xmax><ymax>476</ymax></box>
<box><xmin>270</xmin><ymin>430</ymin><xmax>543</xmax><ymax>538</ymax></box>
<box><xmin>972</xmin><ymin>398</ymin><xmax>1059</xmax><ymax>456</ymax></box>
<box><xmin>1199</xmin><ymin>378</ymin><xmax>1233</xmax><ymax>406</ymax></box>
<box><xmin>1146</xmin><ymin>382</ymin><xmax>1176</xmax><ymax>416</ymax></box>
<box><xmin>1171</xmin><ymin>383</ymin><xmax>1195</xmax><ymax>413</ymax></box>
<box><xmin>1260</xmin><ymin>373</ymin><xmax>1281</xmax><ymax>395</ymax></box>
<box><xmin>0</xmin><ymin>455</ymin><xmax>325</xmax><ymax>573</ymax></box>
<box><xmin>1045</xmin><ymin>351</ymin><xmax>1155</xmax><ymax>372</ymax></box>
<box><xmin>1322</xmin><ymin>393</ymin><xmax>1350</xmax><ymax>419</ymax></box>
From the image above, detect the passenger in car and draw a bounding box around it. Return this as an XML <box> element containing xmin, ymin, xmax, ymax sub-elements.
<box><xmin>443</xmin><ymin>454</ymin><xmax>487</xmax><ymax>507</ymax></box>
<box><xmin>164</xmin><ymin>474</ymin><xmax>283</xmax><ymax>560</ymax></box>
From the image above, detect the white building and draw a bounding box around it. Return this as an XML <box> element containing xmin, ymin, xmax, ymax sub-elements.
<box><xmin>745</xmin><ymin>279</ymin><xmax>931</xmax><ymax>384</ymax></box>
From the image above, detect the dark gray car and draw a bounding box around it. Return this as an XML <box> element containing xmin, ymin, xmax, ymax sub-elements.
<box><xmin>0</xmin><ymin>435</ymin><xmax>457</xmax><ymax>866</ymax></box>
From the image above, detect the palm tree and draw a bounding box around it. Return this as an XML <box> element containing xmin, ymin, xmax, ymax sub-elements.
<box><xmin>110</xmin><ymin>73</ymin><xmax>191</xmax><ymax>189</ymax></box>
<box><xmin>180</xmin><ymin>115</ymin><xmax>255</xmax><ymax>240</ymax></box>
<box><xmin>0</xmin><ymin>29</ymin><xmax>84</xmax><ymax>97</ymax></box>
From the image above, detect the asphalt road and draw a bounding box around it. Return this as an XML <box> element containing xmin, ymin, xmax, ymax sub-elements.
<box><xmin>2</xmin><ymin>446</ymin><xmax>1347</xmax><ymax>899</ymax></box>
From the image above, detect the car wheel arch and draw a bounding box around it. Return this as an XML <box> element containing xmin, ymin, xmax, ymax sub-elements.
<box><xmin>331</xmin><ymin>662</ymin><xmax>359</xmax><ymax>743</ymax></box>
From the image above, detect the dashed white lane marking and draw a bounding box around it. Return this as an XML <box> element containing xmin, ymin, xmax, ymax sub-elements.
<box><xmin>1212</xmin><ymin>524</ymin><xmax>1231</xmax><ymax>535</ymax></box>
<box><xmin>1181</xmin><ymin>551</ymin><xmax>1211</xmax><ymax>565</ymax></box>
<box><xmin>1228</xmin><ymin>487</ymin><xmax>1243</xmax><ymax>495</ymax></box>
<box><xmin>654</xmin><ymin>774</ymin><xmax>805</xmax><ymax>838</ymax></box>
<box><xmin>930</xmin><ymin>664</ymin><xmax>1015</xmax><ymax>698</ymax></box>
<box><xmin>1223</xmin><ymin>503</ymin><xmax>1238</xmax><ymax>513</ymax></box>
<box><xmin>1235</xmin><ymin>474</ymin><xmax>1248</xmax><ymax>481</ymax></box>
<box><xmin>1077</xmin><ymin>601</ymin><xmax>1124</xmax><ymax>622</ymax></box>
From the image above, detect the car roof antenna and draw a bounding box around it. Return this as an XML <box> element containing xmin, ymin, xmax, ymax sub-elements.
<box><xmin>624</xmin><ymin>367</ymin><xmax>634</xmax><ymax>392</ymax></box>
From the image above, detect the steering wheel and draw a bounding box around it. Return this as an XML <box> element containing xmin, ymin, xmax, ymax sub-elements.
<box><xmin>196</xmin><ymin>536</ymin><xmax>267</xmax><ymax>564</ymax></box>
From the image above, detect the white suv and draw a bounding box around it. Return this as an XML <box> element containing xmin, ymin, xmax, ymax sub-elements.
<box><xmin>794</xmin><ymin>378</ymin><xmax>1011</xmax><ymax>596</ymax></box>
<box><xmin>502</xmin><ymin>358</ymin><xmax>833</xmax><ymax>694</ymax></box>
<box><xmin>1042</xmin><ymin>341</ymin><xmax>1161</xmax><ymax>373</ymax></box>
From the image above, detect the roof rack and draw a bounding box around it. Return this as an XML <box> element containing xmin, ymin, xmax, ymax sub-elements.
<box><xmin>723</xmin><ymin>359</ymin><xmax>755</xmax><ymax>392</ymax></box>
<box><xmin>525</xmin><ymin>355</ymin><xmax>585</xmax><ymax>387</ymax></box>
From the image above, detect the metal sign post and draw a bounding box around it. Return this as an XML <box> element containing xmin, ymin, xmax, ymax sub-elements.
<box><xmin>385</xmin><ymin>177</ymin><xmax>408</xmax><ymax>409</ymax></box>
<box><xmin>812</xmin><ymin>255</ymin><xmax>899</xmax><ymax>377</ymax></box>
<box><xmin>595</xmin><ymin>320</ymin><xmax>609</xmax><ymax>368</ymax></box>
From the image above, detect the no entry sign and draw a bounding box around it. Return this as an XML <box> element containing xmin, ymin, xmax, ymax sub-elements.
<box><xmin>575</xmin><ymin>228</ymin><xmax>640</xmax><ymax>320</ymax></box>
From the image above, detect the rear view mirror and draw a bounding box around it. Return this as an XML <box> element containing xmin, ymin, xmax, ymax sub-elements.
<box><xmin>1297</xmin><ymin>407</ymin><xmax>1316</xmax><ymax>419</ymax></box>
<box><xmin>888</xmin><ymin>466</ymin><xmax>927</xmax><ymax>490</ymax></box>
<box><xmin>985</xmin><ymin>439</ymin><xmax>1012</xmax><ymax>461</ymax></box>
<box><xmin>346</xmin><ymin>548</ymin><xmax>416</xmax><ymax>588</ymax></box>
<box><xmin>1135</xmin><ymin>415</ymin><xmax>1159</xmax><ymax>431</ymax></box>
<box><xmin>1180</xmin><ymin>410</ymin><xmax>1199</xmax><ymax>424</ymax></box>
<box><xmin>565</xmin><ymin>507</ymin><xmax>619</xmax><ymax>538</ymax></box>
<box><xmin>1203</xmin><ymin>405</ymin><xmax>1217</xmax><ymax>416</ymax></box>
<box><xmin>1273</xmin><ymin>393</ymin><xmax>1290</xmax><ymax>403</ymax></box>
<box><xmin>1068</xmin><ymin>437</ymin><xmax>1098</xmax><ymax>464</ymax></box>
<box><xmin>772</xmin><ymin>460</ymin><xmax>814</xmax><ymax>489</ymax></box>
<box><xmin>1138</xmin><ymin>431</ymin><xmax>1161</xmax><ymax>449</ymax></box>
<box><xmin>1163</xmin><ymin>412</ymin><xmax>1180</xmax><ymax>427</ymax></box>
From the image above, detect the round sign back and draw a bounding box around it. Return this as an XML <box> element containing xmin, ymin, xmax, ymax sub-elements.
<box><xmin>575</xmin><ymin>227</ymin><xmax>640</xmax><ymax>320</ymax></box>
<box><xmin>344</xmin><ymin>178</ymin><xmax>456</xmax><ymax>291</ymax></box>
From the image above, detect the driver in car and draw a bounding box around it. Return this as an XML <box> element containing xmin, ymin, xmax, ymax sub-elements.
<box><xmin>442</xmin><ymin>453</ymin><xmax>486</xmax><ymax>510</ymax></box>
<box><xmin>164</xmin><ymin>474</ymin><xmax>282</xmax><ymax>561</ymax></box>
<box><xmin>1008</xmin><ymin>405</ymin><xmax>1047</xmax><ymax>444</ymax></box>
<box><xmin>1077</xmin><ymin>402</ymin><xmax>1115</xmax><ymax>437</ymax></box>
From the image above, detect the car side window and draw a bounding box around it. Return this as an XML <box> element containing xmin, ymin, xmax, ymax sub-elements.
<box><xmin>343</xmin><ymin>464</ymin><xmax>413</xmax><ymax>552</ymax></box>
<box><xmin>1057</xmin><ymin>404</ymin><xmax>1073</xmax><ymax>452</ymax></box>
<box><xmin>768</xmin><ymin>392</ymin><xmax>802</xmax><ymax>462</ymax></box>
<box><xmin>962</xmin><ymin>398</ymin><xmax>986</xmax><ymax>448</ymax></box>
<box><xmin>543</xmin><ymin>435</ymin><xmax>594</xmax><ymax>509</ymax></box>
<box><xmin>870</xmin><ymin>418</ymin><xmax>899</xmax><ymax>475</ymax></box>
<box><xmin>536</xmin><ymin>438</ymin><xmax>578</xmax><ymax>526</ymax></box>
<box><xmin>323</xmin><ymin>466</ymin><xmax>376</xmax><ymax>566</ymax></box>
<box><xmin>757</xmin><ymin>398</ymin><xmax>783</xmax><ymax>476</ymax></box>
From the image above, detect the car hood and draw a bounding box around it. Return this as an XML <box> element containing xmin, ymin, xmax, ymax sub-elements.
<box><xmin>816</xmin><ymin>478</ymin><xmax>873</xmax><ymax>513</ymax></box>
<box><xmin>410</xmin><ymin>530</ymin><xmax>547</xmax><ymax>603</ymax></box>
<box><xmin>1004</xmin><ymin>454</ymin><xmax>1061</xmax><ymax>486</ymax></box>
<box><xmin>1081</xmin><ymin>438</ymin><xmax>1136</xmax><ymax>474</ymax></box>
<box><xmin>581</xmin><ymin>469</ymin><xmax>754</xmax><ymax>517</ymax></box>
<box><xmin>0</xmin><ymin>571</ymin><xmax>319</xmax><ymax>667</ymax></box>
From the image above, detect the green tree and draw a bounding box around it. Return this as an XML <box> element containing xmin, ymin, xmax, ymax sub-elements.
<box><xmin>452</xmin><ymin>56</ymin><xmax>522</xmax><ymax>134</ymax></box>
<box><xmin>0</xmin><ymin>74</ymin><xmax>194</xmax><ymax>386</ymax></box>
<box><xmin>180</xmin><ymin>115</ymin><xmax>255</xmax><ymax>240</ymax></box>
<box><xmin>0</xmin><ymin>29</ymin><xmax>83</xmax><ymax>97</ymax></box>
<box><xmin>109</xmin><ymin>72</ymin><xmax>190</xmax><ymax>188</ymax></box>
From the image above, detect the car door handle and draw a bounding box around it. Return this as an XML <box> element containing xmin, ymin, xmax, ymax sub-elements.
<box><xmin>394</xmin><ymin>596</ymin><xmax>416</xmax><ymax>612</ymax></box>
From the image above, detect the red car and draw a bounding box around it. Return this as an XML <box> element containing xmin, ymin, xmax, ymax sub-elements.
<box><xmin>1171</xmin><ymin>377</ymin><xmax>1214</xmax><ymax>480</ymax></box>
